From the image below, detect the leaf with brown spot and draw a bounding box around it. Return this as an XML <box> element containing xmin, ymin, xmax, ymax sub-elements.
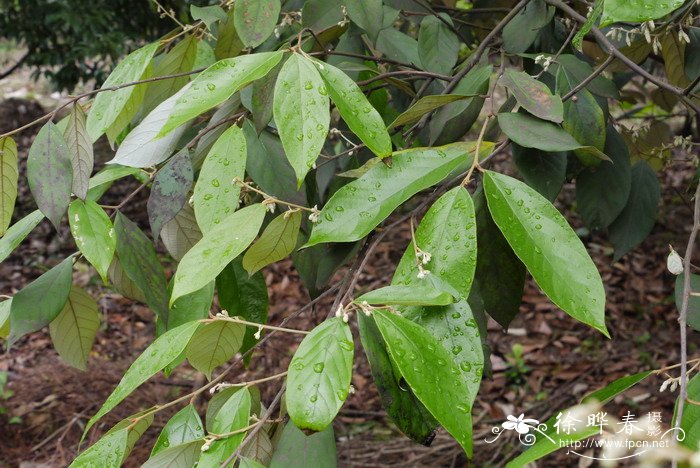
<box><xmin>502</xmin><ymin>69</ymin><xmax>563</xmax><ymax>123</ymax></box>
<box><xmin>147</xmin><ymin>150</ymin><xmax>193</xmax><ymax>240</ymax></box>
<box><xmin>234</xmin><ymin>0</ymin><xmax>281</xmax><ymax>48</ymax></box>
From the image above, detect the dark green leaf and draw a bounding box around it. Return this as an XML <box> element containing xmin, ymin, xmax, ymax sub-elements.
<box><xmin>27</xmin><ymin>122</ymin><xmax>73</xmax><ymax>229</ymax></box>
<box><xmin>63</xmin><ymin>103</ymin><xmax>93</xmax><ymax>199</ymax></box>
<box><xmin>374</xmin><ymin>309</ymin><xmax>473</xmax><ymax>456</ymax></box>
<box><xmin>269</xmin><ymin>424</ymin><xmax>337</xmax><ymax>468</ymax></box>
<box><xmin>555</xmin><ymin>55</ymin><xmax>620</xmax><ymax>99</ymax></box>
<box><xmin>483</xmin><ymin>171</ymin><xmax>608</xmax><ymax>336</ymax></box>
<box><xmin>234</xmin><ymin>0</ymin><xmax>280</xmax><ymax>48</ymax></box>
<box><xmin>418</xmin><ymin>14</ymin><xmax>459</xmax><ymax>75</ymax></box>
<box><xmin>287</xmin><ymin>317</ymin><xmax>354</xmax><ymax>431</ymax></box>
<box><xmin>186</xmin><ymin>321</ymin><xmax>245</xmax><ymax>379</ymax></box>
<box><xmin>502</xmin><ymin>69</ymin><xmax>563</xmax><ymax>123</ymax></box>
<box><xmin>375</xmin><ymin>28</ymin><xmax>421</xmax><ymax>67</ymax></box>
<box><xmin>171</xmin><ymin>203</ymin><xmax>266</xmax><ymax>304</ymax></box>
<box><xmin>273</xmin><ymin>53</ymin><xmax>330</xmax><ymax>185</ymax></box>
<box><xmin>251</xmin><ymin>59</ymin><xmax>283</xmax><ymax>132</ymax></box>
<box><xmin>307</xmin><ymin>142</ymin><xmax>491</xmax><ymax>246</ymax></box>
<box><xmin>0</xmin><ymin>137</ymin><xmax>18</xmax><ymax>236</ymax></box>
<box><xmin>49</xmin><ymin>285</ymin><xmax>100</xmax><ymax>371</ymax></box>
<box><xmin>243</xmin><ymin>210</ymin><xmax>301</xmax><ymax>275</ymax></box>
<box><xmin>168</xmin><ymin>281</ymin><xmax>214</xmax><ymax>331</ymax></box>
<box><xmin>148</xmin><ymin>150</ymin><xmax>193</xmax><ymax>239</ymax></box>
<box><xmin>502</xmin><ymin>0</ymin><xmax>551</xmax><ymax>54</ymax></box>
<box><xmin>513</xmin><ymin>144</ymin><xmax>566</xmax><ymax>202</ymax></box>
<box><xmin>107</xmin><ymin>255</ymin><xmax>147</xmax><ymax>304</ymax></box>
<box><xmin>675</xmin><ymin>274</ymin><xmax>700</xmax><ymax>331</ymax></box>
<box><xmin>345</xmin><ymin>0</ymin><xmax>384</xmax><ymax>42</ymax></box>
<box><xmin>214</xmin><ymin>7</ymin><xmax>244</xmax><ymax>60</ymax></box>
<box><xmin>114</xmin><ymin>213</ymin><xmax>170</xmax><ymax>324</ymax></box>
<box><xmin>301</xmin><ymin>0</ymin><xmax>344</xmax><ymax>32</ymax></box>
<box><xmin>68</xmin><ymin>199</ymin><xmax>115</xmax><ymax>283</ymax></box>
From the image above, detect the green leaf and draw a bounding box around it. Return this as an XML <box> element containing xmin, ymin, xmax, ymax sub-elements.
<box><xmin>393</xmin><ymin>187</ymin><xmax>477</xmax><ymax>299</ymax></box>
<box><xmin>675</xmin><ymin>274</ymin><xmax>700</xmax><ymax>331</ymax></box>
<box><xmin>609</xmin><ymin>161</ymin><xmax>660</xmax><ymax>261</ymax></box>
<box><xmin>84</xmin><ymin>321</ymin><xmax>200</xmax><ymax>435</ymax></box>
<box><xmin>217</xmin><ymin>259</ymin><xmax>269</xmax><ymax>363</ymax></box>
<box><xmin>114</xmin><ymin>213</ymin><xmax>170</xmax><ymax>324</ymax></box>
<box><xmin>345</xmin><ymin>0</ymin><xmax>384</xmax><ymax>42</ymax></box>
<box><xmin>312</xmin><ymin>59</ymin><xmax>392</xmax><ymax>158</ymax></box>
<box><xmin>0</xmin><ymin>137</ymin><xmax>18</xmax><ymax>235</ymax></box>
<box><xmin>302</xmin><ymin>0</ymin><xmax>344</xmax><ymax>32</ymax></box>
<box><xmin>512</xmin><ymin>144</ymin><xmax>566</xmax><ymax>202</ymax></box>
<box><xmin>107</xmin><ymin>255</ymin><xmax>147</xmax><ymax>304</ymax></box>
<box><xmin>214</xmin><ymin>7</ymin><xmax>244</xmax><ymax>61</ymax></box>
<box><xmin>86</xmin><ymin>165</ymin><xmax>143</xmax><ymax>202</ymax></box>
<box><xmin>27</xmin><ymin>122</ymin><xmax>73</xmax><ymax>229</ymax></box>
<box><xmin>502</xmin><ymin>0</ymin><xmax>552</xmax><ymax>54</ymax></box>
<box><xmin>287</xmin><ymin>317</ymin><xmax>354</xmax><ymax>432</ymax></box>
<box><xmin>678</xmin><ymin>372</ymin><xmax>700</xmax><ymax>450</ymax></box>
<box><xmin>483</xmin><ymin>171</ymin><xmax>608</xmax><ymax>336</ymax></box>
<box><xmin>63</xmin><ymin>104</ymin><xmax>93</xmax><ymax>200</ymax></box>
<box><xmin>251</xmin><ymin>59</ymin><xmax>282</xmax><ymax>133</ymax></box>
<box><xmin>168</xmin><ymin>281</ymin><xmax>214</xmax><ymax>331</ymax></box>
<box><xmin>404</xmin><ymin>302</ymin><xmax>484</xmax><ymax>407</ymax></box>
<box><xmin>373</xmin><ymin>309</ymin><xmax>473</xmax><ymax>456</ymax></box>
<box><xmin>68</xmin><ymin>199</ymin><xmax>115</xmax><ymax>283</ymax></box>
<box><xmin>572</xmin><ymin>0</ymin><xmax>603</xmax><ymax>50</ymax></box>
<box><xmin>575</xmin><ymin>126</ymin><xmax>631</xmax><ymax>230</ymax></box>
<box><xmin>104</xmin><ymin>410</ymin><xmax>154</xmax><ymax>462</ymax></box>
<box><xmin>191</xmin><ymin>5</ymin><xmax>227</xmax><ymax>28</ymax></box>
<box><xmin>0</xmin><ymin>299</ymin><xmax>10</xmax><ymax>339</ymax></box>
<box><xmin>307</xmin><ymin>142</ymin><xmax>491</xmax><ymax>246</ymax></box>
<box><xmin>143</xmin><ymin>441</ymin><xmax>203</xmax><ymax>467</ymax></box>
<box><xmin>273</xmin><ymin>53</ymin><xmax>330</xmax><ymax>185</ymax></box>
<box><xmin>70</xmin><ymin>428</ymin><xmax>129</xmax><ymax>467</ymax></box>
<box><xmin>142</xmin><ymin>36</ymin><xmax>198</xmax><ymax>116</ymax></box>
<box><xmin>147</xmin><ymin>150</ymin><xmax>193</xmax><ymax>239</ymax></box>
<box><xmin>390</xmin><ymin>94</ymin><xmax>474</xmax><ymax>130</ymax></box>
<box><xmin>234</xmin><ymin>0</ymin><xmax>281</xmax><ymax>48</ymax></box>
<box><xmin>104</xmin><ymin>64</ymin><xmax>150</xmax><ymax>145</ymax></box>
<box><xmin>162</xmin><ymin>203</ymin><xmax>202</xmax><ymax>261</ymax></box>
<box><xmin>49</xmin><ymin>285</ymin><xmax>100</xmax><ymax>371</ymax></box>
<box><xmin>243</xmin><ymin>210</ymin><xmax>301</xmax><ymax>275</ymax></box>
<box><xmin>470</xmin><ymin>186</ymin><xmax>525</xmax><ymax>328</ymax></box>
<box><xmin>151</xmin><ymin>404</ymin><xmax>205</xmax><ymax>456</ymax></box>
<box><xmin>601</xmin><ymin>0</ymin><xmax>685</xmax><ymax>26</ymax></box>
<box><xmin>375</xmin><ymin>28</ymin><xmax>421</xmax><ymax>67</ymax></box>
<box><xmin>582</xmin><ymin>371</ymin><xmax>653</xmax><ymax>404</ymax></box>
<box><xmin>269</xmin><ymin>424</ymin><xmax>337</xmax><ymax>468</ymax></box>
<box><xmin>555</xmin><ymin>55</ymin><xmax>620</xmax><ymax>99</ymax></box>
<box><xmin>160</xmin><ymin>51</ymin><xmax>284</xmax><ymax>136</ymax></box>
<box><xmin>357</xmin><ymin>313</ymin><xmax>437</xmax><ymax>445</ymax></box>
<box><xmin>171</xmin><ymin>204</ymin><xmax>266</xmax><ymax>304</ymax></box>
<box><xmin>356</xmin><ymin>284</ymin><xmax>455</xmax><ymax>306</ymax></box>
<box><xmin>497</xmin><ymin>112</ymin><xmax>609</xmax><ymax>164</ymax></box>
<box><xmin>198</xmin><ymin>387</ymin><xmax>251</xmax><ymax>468</ymax></box>
<box><xmin>112</xmin><ymin>84</ymin><xmax>193</xmax><ymax>168</ymax></box>
<box><xmin>185</xmin><ymin>321</ymin><xmax>245</xmax><ymax>379</ymax></box>
<box><xmin>241</xmin><ymin>430</ymin><xmax>273</xmax><ymax>466</ymax></box>
<box><xmin>418</xmin><ymin>14</ymin><xmax>459</xmax><ymax>75</ymax></box>
<box><xmin>0</xmin><ymin>210</ymin><xmax>44</xmax><ymax>263</ymax></box>
<box><xmin>86</xmin><ymin>43</ymin><xmax>159</xmax><ymax>142</ymax></box>
<box><xmin>8</xmin><ymin>256</ymin><xmax>73</xmax><ymax>346</ymax></box>
<box><xmin>240</xmin><ymin>457</ymin><xmax>266</xmax><ymax>468</ymax></box>
<box><xmin>194</xmin><ymin>125</ymin><xmax>247</xmax><ymax>233</ymax></box>
<box><xmin>502</xmin><ymin>69</ymin><xmax>563</xmax><ymax>123</ymax></box>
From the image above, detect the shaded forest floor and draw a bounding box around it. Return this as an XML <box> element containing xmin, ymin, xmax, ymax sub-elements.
<box><xmin>0</xmin><ymin>89</ymin><xmax>697</xmax><ymax>466</ymax></box>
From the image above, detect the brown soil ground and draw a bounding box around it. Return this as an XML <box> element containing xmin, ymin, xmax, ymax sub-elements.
<box><xmin>0</xmin><ymin>96</ymin><xmax>697</xmax><ymax>467</ymax></box>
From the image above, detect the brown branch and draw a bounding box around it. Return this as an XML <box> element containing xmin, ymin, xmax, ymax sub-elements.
<box><xmin>356</xmin><ymin>70</ymin><xmax>451</xmax><ymax>87</ymax></box>
<box><xmin>561</xmin><ymin>55</ymin><xmax>615</xmax><ymax>101</ymax></box>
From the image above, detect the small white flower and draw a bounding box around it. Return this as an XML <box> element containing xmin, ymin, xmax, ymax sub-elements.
<box><xmin>342</xmin><ymin>313</ymin><xmax>349</xmax><ymax>323</ymax></box>
<box><xmin>348</xmin><ymin>385</ymin><xmax>356</xmax><ymax>395</ymax></box>
<box><xmin>417</xmin><ymin>267</ymin><xmax>431</xmax><ymax>279</ymax></box>
<box><xmin>254</xmin><ymin>325</ymin><xmax>263</xmax><ymax>340</ymax></box>
<box><xmin>308</xmin><ymin>205</ymin><xmax>321</xmax><ymax>223</ymax></box>
<box><xmin>667</xmin><ymin>247</ymin><xmax>684</xmax><ymax>275</ymax></box>
<box><xmin>335</xmin><ymin>304</ymin><xmax>344</xmax><ymax>318</ymax></box>
<box><xmin>502</xmin><ymin>414</ymin><xmax>540</xmax><ymax>434</ymax></box>
<box><xmin>652</xmin><ymin>36</ymin><xmax>662</xmax><ymax>55</ymax></box>
<box><xmin>660</xmin><ymin>378</ymin><xmax>671</xmax><ymax>392</ymax></box>
<box><xmin>679</xmin><ymin>28</ymin><xmax>691</xmax><ymax>44</ymax></box>
<box><xmin>266</xmin><ymin>202</ymin><xmax>276</xmax><ymax>213</ymax></box>
<box><xmin>215</xmin><ymin>309</ymin><xmax>230</xmax><ymax>318</ymax></box>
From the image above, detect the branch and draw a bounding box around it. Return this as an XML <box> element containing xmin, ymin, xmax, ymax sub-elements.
<box><xmin>0</xmin><ymin>50</ymin><xmax>30</xmax><ymax>80</ymax></box>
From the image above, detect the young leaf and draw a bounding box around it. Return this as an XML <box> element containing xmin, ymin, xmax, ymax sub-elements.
<box><xmin>84</xmin><ymin>321</ymin><xmax>200</xmax><ymax>434</ymax></box>
<box><xmin>63</xmin><ymin>103</ymin><xmax>94</xmax><ymax>199</ymax></box>
<box><xmin>151</xmin><ymin>404</ymin><xmax>205</xmax><ymax>456</ymax></box>
<box><xmin>502</xmin><ymin>69</ymin><xmax>563</xmax><ymax>123</ymax></box>
<box><xmin>8</xmin><ymin>256</ymin><xmax>73</xmax><ymax>346</ymax></box>
<box><xmin>373</xmin><ymin>309</ymin><xmax>473</xmax><ymax>456</ymax></box>
<box><xmin>114</xmin><ymin>213</ymin><xmax>170</xmax><ymax>324</ymax></box>
<box><xmin>601</xmin><ymin>0</ymin><xmax>685</xmax><ymax>26</ymax></box>
<box><xmin>161</xmin><ymin>203</ymin><xmax>202</xmax><ymax>261</ymax></box>
<box><xmin>68</xmin><ymin>199</ymin><xmax>115</xmax><ymax>283</ymax></box>
<box><xmin>70</xmin><ymin>428</ymin><xmax>129</xmax><ymax>467</ymax></box>
<box><xmin>306</xmin><ymin>142</ymin><xmax>491</xmax><ymax>246</ymax></box>
<box><xmin>160</xmin><ymin>51</ymin><xmax>284</xmax><ymax>136</ymax></box>
<box><xmin>49</xmin><ymin>285</ymin><xmax>100</xmax><ymax>371</ymax></box>
<box><xmin>185</xmin><ymin>321</ymin><xmax>245</xmax><ymax>379</ymax></box>
<box><xmin>143</xmin><ymin>441</ymin><xmax>203</xmax><ymax>467</ymax></box>
<box><xmin>497</xmin><ymin>113</ymin><xmax>610</xmax><ymax>164</ymax></box>
<box><xmin>287</xmin><ymin>317</ymin><xmax>354</xmax><ymax>432</ymax></box>
<box><xmin>147</xmin><ymin>150</ymin><xmax>193</xmax><ymax>239</ymax></box>
<box><xmin>86</xmin><ymin>42</ymin><xmax>159</xmax><ymax>141</ymax></box>
<box><xmin>483</xmin><ymin>171</ymin><xmax>608</xmax><ymax>336</ymax></box>
<box><xmin>0</xmin><ymin>136</ymin><xmax>18</xmax><ymax>235</ymax></box>
<box><xmin>575</xmin><ymin>126</ymin><xmax>631</xmax><ymax>230</ymax></box>
<box><xmin>356</xmin><ymin>284</ymin><xmax>454</xmax><ymax>307</ymax></box>
<box><xmin>242</xmin><ymin>210</ymin><xmax>301</xmax><ymax>275</ymax></box>
<box><xmin>418</xmin><ymin>14</ymin><xmax>459</xmax><ymax>75</ymax></box>
<box><xmin>198</xmin><ymin>387</ymin><xmax>251</xmax><ymax>468</ymax></box>
<box><xmin>273</xmin><ymin>53</ymin><xmax>330</xmax><ymax>185</ymax></box>
<box><xmin>357</xmin><ymin>313</ymin><xmax>438</xmax><ymax>445</ymax></box>
<box><xmin>512</xmin><ymin>144</ymin><xmax>566</xmax><ymax>202</ymax></box>
<box><xmin>470</xmin><ymin>187</ymin><xmax>525</xmax><ymax>328</ymax></box>
<box><xmin>27</xmin><ymin>122</ymin><xmax>73</xmax><ymax>229</ymax></box>
<box><xmin>171</xmin><ymin>203</ymin><xmax>266</xmax><ymax>303</ymax></box>
<box><xmin>0</xmin><ymin>210</ymin><xmax>44</xmax><ymax>263</ymax></box>
<box><xmin>312</xmin><ymin>59</ymin><xmax>392</xmax><ymax>158</ymax></box>
<box><xmin>390</xmin><ymin>94</ymin><xmax>474</xmax><ymax>130</ymax></box>
<box><xmin>217</xmin><ymin>259</ymin><xmax>269</xmax><ymax>363</ymax></box>
<box><xmin>234</xmin><ymin>0</ymin><xmax>281</xmax><ymax>48</ymax></box>
<box><xmin>112</xmin><ymin>84</ymin><xmax>193</xmax><ymax>168</ymax></box>
<box><xmin>193</xmin><ymin>125</ymin><xmax>247</xmax><ymax>233</ymax></box>
<box><xmin>269</xmin><ymin>424</ymin><xmax>337</xmax><ymax>468</ymax></box>
<box><xmin>393</xmin><ymin>187</ymin><xmax>477</xmax><ymax>299</ymax></box>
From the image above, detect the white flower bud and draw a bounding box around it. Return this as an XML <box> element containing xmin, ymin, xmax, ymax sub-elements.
<box><xmin>667</xmin><ymin>247</ymin><xmax>684</xmax><ymax>275</ymax></box>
